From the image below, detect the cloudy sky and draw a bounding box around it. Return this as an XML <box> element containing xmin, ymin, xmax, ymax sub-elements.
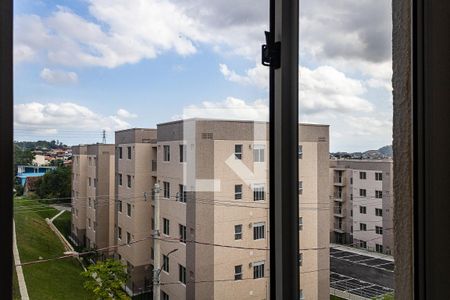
<box><xmin>13</xmin><ymin>0</ymin><xmax>392</xmax><ymax>151</ymax></box>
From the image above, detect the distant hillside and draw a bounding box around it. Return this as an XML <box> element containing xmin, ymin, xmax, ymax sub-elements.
<box><xmin>331</xmin><ymin>145</ymin><xmax>392</xmax><ymax>160</ymax></box>
<box><xmin>14</xmin><ymin>140</ymin><xmax>68</xmax><ymax>151</ymax></box>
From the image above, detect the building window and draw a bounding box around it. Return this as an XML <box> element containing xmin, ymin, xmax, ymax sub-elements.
<box><xmin>178</xmin><ymin>184</ymin><xmax>186</xmax><ymax>203</ymax></box>
<box><xmin>118</xmin><ymin>227</ymin><xmax>122</xmax><ymax>240</ymax></box>
<box><xmin>359</xmin><ymin>206</ymin><xmax>367</xmax><ymax>214</ymax></box>
<box><xmin>151</xmin><ymin>247</ymin><xmax>154</xmax><ymax>260</ymax></box>
<box><xmin>179</xmin><ymin>264</ymin><xmax>186</xmax><ymax>284</ymax></box>
<box><xmin>118</xmin><ymin>173</ymin><xmax>122</xmax><ymax>186</ymax></box>
<box><xmin>234</xmin><ymin>184</ymin><xmax>242</xmax><ymax>200</ymax></box>
<box><xmin>350</xmin><ymin>193</ymin><xmax>353</xmax><ymax>200</ymax></box>
<box><xmin>179</xmin><ymin>144</ymin><xmax>186</xmax><ymax>162</ymax></box>
<box><xmin>163</xmin><ymin>255</ymin><xmax>170</xmax><ymax>273</ymax></box>
<box><xmin>360</xmin><ymin>223</ymin><xmax>367</xmax><ymax>231</ymax></box>
<box><xmin>127</xmin><ymin>232</ymin><xmax>131</xmax><ymax>245</ymax></box>
<box><xmin>359</xmin><ymin>189</ymin><xmax>367</xmax><ymax>197</ymax></box>
<box><xmin>235</xmin><ymin>144</ymin><xmax>243</xmax><ymax>160</ymax></box>
<box><xmin>375</xmin><ymin>208</ymin><xmax>383</xmax><ymax>217</ymax></box>
<box><xmin>127</xmin><ymin>146</ymin><xmax>132</xmax><ymax>159</ymax></box>
<box><xmin>163</xmin><ymin>218</ymin><xmax>170</xmax><ymax>235</ymax></box>
<box><xmin>298</xmin><ymin>217</ymin><xmax>303</xmax><ymax>231</ymax></box>
<box><xmin>127</xmin><ymin>175</ymin><xmax>131</xmax><ymax>188</ymax></box>
<box><xmin>253</xmin><ymin>261</ymin><xmax>265</xmax><ymax>279</ymax></box>
<box><xmin>298</xmin><ymin>145</ymin><xmax>303</xmax><ymax>159</ymax></box>
<box><xmin>253</xmin><ymin>184</ymin><xmax>265</xmax><ymax>201</ymax></box>
<box><xmin>127</xmin><ymin>203</ymin><xmax>131</xmax><ymax>217</ymax></box>
<box><xmin>118</xmin><ymin>147</ymin><xmax>122</xmax><ymax>159</ymax></box>
<box><xmin>253</xmin><ymin>144</ymin><xmax>265</xmax><ymax>162</ymax></box>
<box><xmin>161</xmin><ymin>291</ymin><xmax>169</xmax><ymax>300</ymax></box>
<box><xmin>376</xmin><ymin>226</ymin><xmax>383</xmax><ymax>234</ymax></box>
<box><xmin>359</xmin><ymin>171</ymin><xmax>367</xmax><ymax>179</ymax></box>
<box><xmin>118</xmin><ymin>200</ymin><xmax>122</xmax><ymax>213</ymax></box>
<box><xmin>88</xmin><ymin>177</ymin><xmax>91</xmax><ymax>186</ymax></box>
<box><xmin>375</xmin><ymin>172</ymin><xmax>383</xmax><ymax>181</ymax></box>
<box><xmin>350</xmin><ymin>177</ymin><xmax>353</xmax><ymax>185</ymax></box>
<box><xmin>163</xmin><ymin>181</ymin><xmax>170</xmax><ymax>198</ymax></box>
<box><xmin>360</xmin><ymin>241</ymin><xmax>367</xmax><ymax>248</ymax></box>
<box><xmin>253</xmin><ymin>222</ymin><xmax>265</xmax><ymax>240</ymax></box>
<box><xmin>88</xmin><ymin>197</ymin><xmax>91</xmax><ymax>208</ymax></box>
<box><xmin>163</xmin><ymin>145</ymin><xmax>170</xmax><ymax>161</ymax></box>
<box><xmin>234</xmin><ymin>265</ymin><xmax>243</xmax><ymax>280</ymax></box>
<box><xmin>375</xmin><ymin>190</ymin><xmax>383</xmax><ymax>198</ymax></box>
<box><xmin>298</xmin><ymin>181</ymin><xmax>303</xmax><ymax>195</ymax></box>
<box><xmin>94</xmin><ymin>178</ymin><xmax>97</xmax><ymax>188</ymax></box>
<box><xmin>234</xmin><ymin>224</ymin><xmax>242</xmax><ymax>240</ymax></box>
<box><xmin>88</xmin><ymin>218</ymin><xmax>91</xmax><ymax>228</ymax></box>
<box><xmin>179</xmin><ymin>224</ymin><xmax>187</xmax><ymax>243</ymax></box>
<box><xmin>376</xmin><ymin>244</ymin><xmax>384</xmax><ymax>253</ymax></box>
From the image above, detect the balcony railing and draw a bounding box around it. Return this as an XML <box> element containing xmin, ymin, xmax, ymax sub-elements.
<box><xmin>334</xmin><ymin>207</ymin><xmax>344</xmax><ymax>215</ymax></box>
<box><xmin>334</xmin><ymin>192</ymin><xmax>343</xmax><ymax>200</ymax></box>
<box><xmin>333</xmin><ymin>223</ymin><xmax>344</xmax><ymax>231</ymax></box>
<box><xmin>334</xmin><ymin>176</ymin><xmax>346</xmax><ymax>185</ymax></box>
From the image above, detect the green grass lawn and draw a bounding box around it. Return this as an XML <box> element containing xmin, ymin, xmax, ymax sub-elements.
<box><xmin>53</xmin><ymin>210</ymin><xmax>71</xmax><ymax>239</ymax></box>
<box><xmin>14</xmin><ymin>197</ymin><xmax>95</xmax><ymax>300</ymax></box>
<box><xmin>330</xmin><ymin>295</ymin><xmax>346</xmax><ymax>300</ymax></box>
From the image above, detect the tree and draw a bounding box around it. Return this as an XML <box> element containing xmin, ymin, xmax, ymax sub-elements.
<box><xmin>14</xmin><ymin>144</ymin><xmax>35</xmax><ymax>174</ymax></box>
<box><xmin>35</xmin><ymin>166</ymin><xmax>71</xmax><ymax>202</ymax></box>
<box><xmin>81</xmin><ymin>259</ymin><xmax>130</xmax><ymax>300</ymax></box>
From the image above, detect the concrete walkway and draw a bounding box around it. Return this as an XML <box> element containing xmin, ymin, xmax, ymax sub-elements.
<box><xmin>13</xmin><ymin>220</ymin><xmax>30</xmax><ymax>300</ymax></box>
<box><xmin>49</xmin><ymin>209</ymin><xmax>66</xmax><ymax>222</ymax></box>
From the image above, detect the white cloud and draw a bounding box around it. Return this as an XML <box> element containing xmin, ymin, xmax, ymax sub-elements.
<box><xmin>14</xmin><ymin>0</ymin><xmax>269</xmax><ymax>68</ymax></box>
<box><xmin>14</xmin><ymin>102</ymin><xmax>132</xmax><ymax>133</ymax></box>
<box><xmin>219</xmin><ymin>63</ymin><xmax>268</xmax><ymax>89</ymax></box>
<box><xmin>174</xmin><ymin>97</ymin><xmax>268</xmax><ymax>121</ymax></box>
<box><xmin>299</xmin><ymin>66</ymin><xmax>373</xmax><ymax>114</ymax></box>
<box><xmin>40</xmin><ymin>68</ymin><xmax>78</xmax><ymax>84</ymax></box>
<box><xmin>116</xmin><ymin>109</ymin><xmax>137</xmax><ymax>119</ymax></box>
<box><xmin>219</xmin><ymin>64</ymin><xmax>373</xmax><ymax>114</ymax></box>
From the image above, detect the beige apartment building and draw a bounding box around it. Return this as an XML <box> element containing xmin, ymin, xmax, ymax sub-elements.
<box><xmin>329</xmin><ymin>159</ymin><xmax>394</xmax><ymax>254</ymax></box>
<box><xmin>154</xmin><ymin>119</ymin><xmax>330</xmax><ymax>300</ymax></box>
<box><xmin>114</xmin><ymin>128</ymin><xmax>157</xmax><ymax>295</ymax></box>
<box><xmin>71</xmin><ymin>120</ymin><xmax>330</xmax><ymax>299</ymax></box>
<box><xmin>70</xmin><ymin>144</ymin><xmax>115</xmax><ymax>252</ymax></box>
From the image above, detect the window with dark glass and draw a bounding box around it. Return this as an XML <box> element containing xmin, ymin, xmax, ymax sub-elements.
<box><xmin>234</xmin><ymin>265</ymin><xmax>243</xmax><ymax>280</ymax></box>
<box><xmin>359</xmin><ymin>189</ymin><xmax>367</xmax><ymax>197</ymax></box>
<box><xmin>163</xmin><ymin>181</ymin><xmax>170</xmax><ymax>198</ymax></box>
<box><xmin>360</xmin><ymin>223</ymin><xmax>367</xmax><ymax>231</ymax></box>
<box><xmin>253</xmin><ymin>222</ymin><xmax>265</xmax><ymax>240</ymax></box>
<box><xmin>235</xmin><ymin>144</ymin><xmax>243</xmax><ymax>159</ymax></box>
<box><xmin>360</xmin><ymin>206</ymin><xmax>367</xmax><ymax>214</ymax></box>
<box><xmin>253</xmin><ymin>261</ymin><xmax>264</xmax><ymax>279</ymax></box>
<box><xmin>179</xmin><ymin>144</ymin><xmax>186</xmax><ymax>162</ymax></box>
<box><xmin>118</xmin><ymin>147</ymin><xmax>122</xmax><ymax>159</ymax></box>
<box><xmin>163</xmin><ymin>218</ymin><xmax>170</xmax><ymax>235</ymax></box>
<box><xmin>359</xmin><ymin>171</ymin><xmax>367</xmax><ymax>179</ymax></box>
<box><xmin>234</xmin><ymin>224</ymin><xmax>242</xmax><ymax>240</ymax></box>
<box><xmin>127</xmin><ymin>175</ymin><xmax>131</xmax><ymax>188</ymax></box>
<box><xmin>127</xmin><ymin>203</ymin><xmax>131</xmax><ymax>217</ymax></box>
<box><xmin>179</xmin><ymin>224</ymin><xmax>186</xmax><ymax>243</ymax></box>
<box><xmin>234</xmin><ymin>184</ymin><xmax>242</xmax><ymax>200</ymax></box>
<box><xmin>375</xmin><ymin>208</ymin><xmax>383</xmax><ymax>216</ymax></box>
<box><xmin>179</xmin><ymin>264</ymin><xmax>186</xmax><ymax>284</ymax></box>
<box><xmin>127</xmin><ymin>146</ymin><xmax>131</xmax><ymax>159</ymax></box>
<box><xmin>163</xmin><ymin>255</ymin><xmax>170</xmax><ymax>273</ymax></box>
<box><xmin>253</xmin><ymin>184</ymin><xmax>265</xmax><ymax>201</ymax></box>
<box><xmin>376</xmin><ymin>190</ymin><xmax>383</xmax><ymax>198</ymax></box>
<box><xmin>163</xmin><ymin>145</ymin><xmax>170</xmax><ymax>161</ymax></box>
<box><xmin>178</xmin><ymin>184</ymin><xmax>186</xmax><ymax>203</ymax></box>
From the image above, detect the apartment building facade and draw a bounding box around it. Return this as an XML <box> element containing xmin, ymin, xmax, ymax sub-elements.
<box><xmin>154</xmin><ymin>119</ymin><xmax>330</xmax><ymax>300</ymax></box>
<box><xmin>329</xmin><ymin>159</ymin><xmax>394</xmax><ymax>254</ymax></box>
<box><xmin>114</xmin><ymin>128</ymin><xmax>157</xmax><ymax>295</ymax></box>
<box><xmin>70</xmin><ymin>144</ymin><xmax>115</xmax><ymax>252</ymax></box>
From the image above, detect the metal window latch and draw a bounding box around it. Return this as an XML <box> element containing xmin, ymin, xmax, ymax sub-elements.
<box><xmin>261</xmin><ymin>31</ymin><xmax>281</xmax><ymax>69</ymax></box>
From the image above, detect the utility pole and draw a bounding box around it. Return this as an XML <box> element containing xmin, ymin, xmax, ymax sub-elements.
<box><xmin>152</xmin><ymin>183</ymin><xmax>161</xmax><ymax>300</ymax></box>
<box><xmin>102</xmin><ymin>130</ymin><xmax>106</xmax><ymax>144</ymax></box>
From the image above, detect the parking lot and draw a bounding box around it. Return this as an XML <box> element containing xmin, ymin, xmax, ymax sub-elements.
<box><xmin>330</xmin><ymin>246</ymin><xmax>394</xmax><ymax>299</ymax></box>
